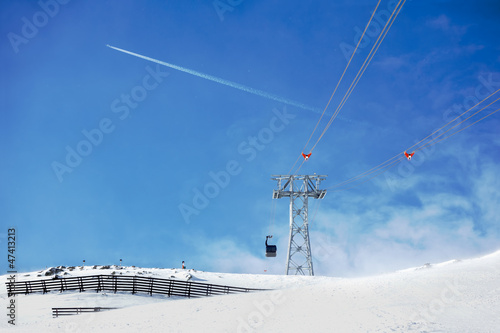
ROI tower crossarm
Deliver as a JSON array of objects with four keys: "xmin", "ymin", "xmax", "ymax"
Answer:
[{"xmin": 271, "ymin": 175, "xmax": 327, "ymax": 199}]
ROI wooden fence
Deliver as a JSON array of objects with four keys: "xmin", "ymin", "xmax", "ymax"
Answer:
[
  {"xmin": 52, "ymin": 307, "xmax": 117, "ymax": 318},
  {"xmin": 5, "ymin": 274, "xmax": 264, "ymax": 298}
]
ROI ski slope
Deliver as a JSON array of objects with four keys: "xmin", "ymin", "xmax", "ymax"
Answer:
[{"xmin": 1, "ymin": 250, "xmax": 499, "ymax": 332}]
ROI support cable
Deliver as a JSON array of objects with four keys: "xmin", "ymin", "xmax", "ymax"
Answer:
[
  {"xmin": 327, "ymin": 90, "xmax": 500, "ymax": 191},
  {"xmin": 288, "ymin": 0, "xmax": 383, "ymax": 175},
  {"xmin": 309, "ymin": 0, "xmax": 406, "ymax": 155}
]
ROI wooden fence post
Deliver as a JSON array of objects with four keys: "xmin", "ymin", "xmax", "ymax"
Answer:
[
  {"xmin": 24, "ymin": 281, "xmax": 31, "ymax": 295},
  {"xmin": 78, "ymin": 277, "xmax": 84, "ymax": 293},
  {"xmin": 149, "ymin": 278, "xmax": 154, "ymax": 296}
]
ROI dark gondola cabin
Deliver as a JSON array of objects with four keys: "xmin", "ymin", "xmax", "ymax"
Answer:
[{"xmin": 265, "ymin": 235, "xmax": 277, "ymax": 257}]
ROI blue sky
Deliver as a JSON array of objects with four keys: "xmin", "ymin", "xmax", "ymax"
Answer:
[{"xmin": 1, "ymin": 0, "xmax": 499, "ymax": 277}]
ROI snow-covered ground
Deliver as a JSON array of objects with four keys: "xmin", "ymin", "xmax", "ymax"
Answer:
[{"xmin": 1, "ymin": 251, "xmax": 499, "ymax": 332}]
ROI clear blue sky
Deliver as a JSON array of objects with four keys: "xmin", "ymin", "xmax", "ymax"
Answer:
[{"xmin": 1, "ymin": 0, "xmax": 499, "ymax": 277}]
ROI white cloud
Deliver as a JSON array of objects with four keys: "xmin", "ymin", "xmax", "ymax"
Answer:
[
  {"xmin": 192, "ymin": 237, "xmax": 267, "ymax": 273},
  {"xmin": 374, "ymin": 55, "xmax": 407, "ymax": 70},
  {"xmin": 472, "ymin": 162, "xmax": 500, "ymax": 230},
  {"xmin": 427, "ymin": 14, "xmax": 452, "ymax": 30},
  {"xmin": 306, "ymin": 150, "xmax": 499, "ymax": 277},
  {"xmin": 426, "ymin": 14, "xmax": 467, "ymax": 38}
]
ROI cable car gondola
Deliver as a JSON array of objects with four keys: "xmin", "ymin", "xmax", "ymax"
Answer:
[{"xmin": 265, "ymin": 235, "xmax": 277, "ymax": 257}]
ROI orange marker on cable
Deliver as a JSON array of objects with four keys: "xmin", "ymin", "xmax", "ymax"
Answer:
[{"xmin": 404, "ymin": 151, "xmax": 415, "ymax": 160}]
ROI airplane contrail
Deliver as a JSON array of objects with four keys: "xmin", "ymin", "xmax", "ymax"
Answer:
[{"xmin": 106, "ymin": 44, "xmax": 323, "ymax": 114}]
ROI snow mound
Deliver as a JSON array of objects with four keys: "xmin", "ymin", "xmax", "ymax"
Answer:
[{"xmin": 1, "ymin": 250, "xmax": 499, "ymax": 332}]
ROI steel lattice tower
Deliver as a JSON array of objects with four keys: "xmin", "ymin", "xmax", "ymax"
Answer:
[{"xmin": 271, "ymin": 175, "xmax": 327, "ymax": 276}]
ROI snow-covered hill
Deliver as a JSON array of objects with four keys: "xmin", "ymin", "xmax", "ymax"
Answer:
[{"xmin": 2, "ymin": 251, "xmax": 499, "ymax": 332}]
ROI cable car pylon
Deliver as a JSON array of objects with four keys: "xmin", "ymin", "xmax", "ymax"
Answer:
[{"xmin": 271, "ymin": 174, "xmax": 327, "ymax": 276}]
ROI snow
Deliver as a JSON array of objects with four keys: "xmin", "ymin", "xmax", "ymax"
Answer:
[{"xmin": 1, "ymin": 251, "xmax": 499, "ymax": 332}]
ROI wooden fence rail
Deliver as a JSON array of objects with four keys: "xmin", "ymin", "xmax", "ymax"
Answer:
[
  {"xmin": 52, "ymin": 307, "xmax": 117, "ymax": 318},
  {"xmin": 5, "ymin": 274, "xmax": 264, "ymax": 298}
]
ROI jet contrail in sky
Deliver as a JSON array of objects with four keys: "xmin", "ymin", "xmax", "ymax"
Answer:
[{"xmin": 106, "ymin": 44, "xmax": 323, "ymax": 114}]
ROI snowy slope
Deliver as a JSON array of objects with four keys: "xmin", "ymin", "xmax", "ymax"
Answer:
[{"xmin": 1, "ymin": 251, "xmax": 499, "ymax": 332}]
